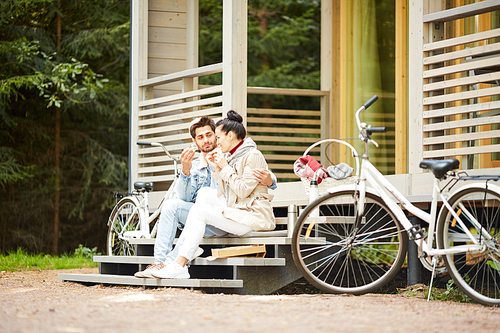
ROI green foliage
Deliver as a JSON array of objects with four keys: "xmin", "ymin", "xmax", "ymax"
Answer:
[
  {"xmin": 1, "ymin": 38, "xmax": 110, "ymax": 108},
  {"xmin": 0, "ymin": 147, "xmax": 34, "ymax": 187},
  {"xmin": 487, "ymin": 260, "xmax": 500, "ymax": 271},
  {"xmin": 0, "ymin": 0, "xmax": 130, "ymax": 254},
  {"xmin": 199, "ymin": 0, "xmax": 320, "ymax": 109},
  {"xmin": 426, "ymin": 279, "xmax": 472, "ymax": 303},
  {"xmin": 398, "ymin": 281, "xmax": 472, "ymax": 304},
  {"xmin": 0, "ymin": 247, "xmax": 98, "ymax": 272},
  {"xmin": 74, "ymin": 244, "xmax": 101, "ymax": 259},
  {"xmin": 350, "ymin": 241, "xmax": 400, "ymax": 265}
]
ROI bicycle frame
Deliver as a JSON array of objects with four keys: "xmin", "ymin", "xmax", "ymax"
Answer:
[
  {"xmin": 118, "ymin": 194, "xmax": 150, "ymax": 239},
  {"xmin": 113, "ymin": 141, "xmax": 181, "ymax": 240},
  {"xmin": 342, "ymin": 96, "xmax": 488, "ymax": 259},
  {"xmin": 120, "ymin": 172, "xmax": 181, "ymax": 239},
  {"xmin": 293, "ymin": 95, "xmax": 500, "ymax": 304},
  {"xmin": 353, "ymin": 158, "xmax": 486, "ymax": 257}
]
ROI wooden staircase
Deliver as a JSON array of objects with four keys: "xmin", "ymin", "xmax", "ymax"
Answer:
[
  {"xmin": 58, "ymin": 182, "xmax": 310, "ymax": 294},
  {"xmin": 58, "ymin": 235, "xmax": 303, "ymax": 294}
]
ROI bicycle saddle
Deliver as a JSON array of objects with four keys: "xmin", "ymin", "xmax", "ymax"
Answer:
[
  {"xmin": 419, "ymin": 159, "xmax": 460, "ymax": 179},
  {"xmin": 134, "ymin": 181, "xmax": 154, "ymax": 192}
]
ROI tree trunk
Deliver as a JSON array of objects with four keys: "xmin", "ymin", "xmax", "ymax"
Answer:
[
  {"xmin": 53, "ymin": 106, "xmax": 61, "ymax": 254},
  {"xmin": 52, "ymin": 12, "xmax": 62, "ymax": 254}
]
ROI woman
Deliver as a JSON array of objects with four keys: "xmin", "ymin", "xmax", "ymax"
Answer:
[{"xmin": 152, "ymin": 110, "xmax": 276, "ymax": 279}]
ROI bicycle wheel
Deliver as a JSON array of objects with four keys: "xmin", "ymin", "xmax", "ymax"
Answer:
[
  {"xmin": 437, "ymin": 187, "xmax": 500, "ymax": 306},
  {"xmin": 107, "ymin": 198, "xmax": 141, "ymax": 256},
  {"xmin": 292, "ymin": 190, "xmax": 408, "ymax": 294}
]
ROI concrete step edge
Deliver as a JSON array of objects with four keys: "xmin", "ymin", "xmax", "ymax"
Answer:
[{"xmin": 57, "ymin": 273, "xmax": 243, "ymax": 288}]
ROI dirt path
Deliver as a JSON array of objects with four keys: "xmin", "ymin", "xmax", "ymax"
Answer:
[{"xmin": 1, "ymin": 268, "xmax": 500, "ymax": 333}]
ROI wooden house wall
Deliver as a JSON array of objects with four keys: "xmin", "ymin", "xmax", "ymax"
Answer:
[{"xmin": 148, "ymin": 0, "xmax": 187, "ymax": 96}]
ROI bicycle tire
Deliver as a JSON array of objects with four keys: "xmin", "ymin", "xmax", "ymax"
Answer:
[
  {"xmin": 437, "ymin": 187, "xmax": 500, "ymax": 306},
  {"xmin": 106, "ymin": 198, "xmax": 142, "ymax": 256},
  {"xmin": 291, "ymin": 190, "xmax": 408, "ymax": 294}
]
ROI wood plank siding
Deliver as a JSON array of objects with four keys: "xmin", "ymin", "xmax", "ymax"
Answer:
[
  {"xmin": 148, "ymin": 0, "xmax": 187, "ymax": 97},
  {"xmin": 409, "ymin": 0, "xmax": 500, "ymax": 172}
]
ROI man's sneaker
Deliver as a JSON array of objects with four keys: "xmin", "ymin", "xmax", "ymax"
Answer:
[
  {"xmin": 134, "ymin": 263, "xmax": 165, "ymax": 278},
  {"xmin": 151, "ymin": 261, "xmax": 190, "ymax": 279}
]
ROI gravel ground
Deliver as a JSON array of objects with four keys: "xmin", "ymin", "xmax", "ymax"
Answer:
[{"xmin": 1, "ymin": 268, "xmax": 500, "ymax": 333}]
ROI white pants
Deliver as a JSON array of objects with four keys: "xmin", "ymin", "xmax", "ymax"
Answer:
[{"xmin": 176, "ymin": 188, "xmax": 254, "ymax": 260}]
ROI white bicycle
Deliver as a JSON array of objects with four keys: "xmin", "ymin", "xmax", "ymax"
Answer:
[
  {"xmin": 106, "ymin": 142, "xmax": 181, "ymax": 256},
  {"xmin": 292, "ymin": 96, "xmax": 500, "ymax": 306}
]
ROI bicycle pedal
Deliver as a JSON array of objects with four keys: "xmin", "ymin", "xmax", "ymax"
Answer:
[{"xmin": 408, "ymin": 224, "xmax": 424, "ymax": 241}]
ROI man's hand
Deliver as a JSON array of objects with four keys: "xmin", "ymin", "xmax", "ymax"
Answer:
[
  {"xmin": 180, "ymin": 147, "xmax": 197, "ymax": 176},
  {"xmin": 253, "ymin": 168, "xmax": 273, "ymax": 187}
]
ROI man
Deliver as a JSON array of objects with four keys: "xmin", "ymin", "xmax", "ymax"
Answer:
[{"xmin": 135, "ymin": 116, "xmax": 276, "ymax": 278}]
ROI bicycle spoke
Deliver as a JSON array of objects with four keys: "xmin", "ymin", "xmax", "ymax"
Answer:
[
  {"xmin": 438, "ymin": 187, "xmax": 500, "ymax": 305},
  {"xmin": 107, "ymin": 200, "xmax": 140, "ymax": 256},
  {"xmin": 293, "ymin": 191, "xmax": 407, "ymax": 294}
]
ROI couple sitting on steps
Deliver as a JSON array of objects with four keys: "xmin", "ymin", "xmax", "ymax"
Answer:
[{"xmin": 135, "ymin": 111, "xmax": 277, "ymax": 279}]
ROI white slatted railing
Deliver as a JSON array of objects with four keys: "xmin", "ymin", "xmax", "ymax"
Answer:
[
  {"xmin": 136, "ymin": 64, "xmax": 223, "ymax": 186},
  {"xmin": 422, "ymin": 2, "xmax": 500, "ymax": 162}
]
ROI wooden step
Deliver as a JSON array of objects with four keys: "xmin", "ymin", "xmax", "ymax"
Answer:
[
  {"xmin": 95, "ymin": 255, "xmax": 286, "ymax": 267},
  {"xmin": 57, "ymin": 273, "xmax": 242, "ymax": 288},
  {"xmin": 129, "ymin": 236, "xmax": 293, "ymax": 246},
  {"xmin": 60, "ymin": 245, "xmax": 303, "ymax": 294}
]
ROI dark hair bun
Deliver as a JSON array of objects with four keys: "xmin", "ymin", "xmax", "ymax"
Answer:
[{"xmin": 227, "ymin": 110, "xmax": 243, "ymax": 123}]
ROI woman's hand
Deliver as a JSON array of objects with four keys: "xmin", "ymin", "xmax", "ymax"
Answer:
[
  {"xmin": 252, "ymin": 168, "xmax": 273, "ymax": 187},
  {"xmin": 206, "ymin": 148, "xmax": 228, "ymax": 171},
  {"xmin": 205, "ymin": 149, "xmax": 218, "ymax": 170}
]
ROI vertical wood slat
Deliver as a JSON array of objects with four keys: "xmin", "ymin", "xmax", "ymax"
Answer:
[
  {"xmin": 321, "ymin": 0, "xmax": 333, "ymax": 167},
  {"xmin": 129, "ymin": 0, "xmax": 149, "ymax": 191},
  {"xmin": 408, "ymin": 0, "xmax": 425, "ymax": 174},
  {"xmin": 222, "ymin": 0, "xmax": 247, "ymax": 120},
  {"xmin": 395, "ymin": 0, "xmax": 407, "ymax": 174}
]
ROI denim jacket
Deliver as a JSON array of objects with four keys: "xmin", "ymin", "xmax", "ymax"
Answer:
[
  {"xmin": 176, "ymin": 153, "xmax": 278, "ymax": 203},
  {"xmin": 176, "ymin": 154, "xmax": 216, "ymax": 203}
]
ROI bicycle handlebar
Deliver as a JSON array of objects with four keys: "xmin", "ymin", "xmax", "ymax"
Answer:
[
  {"xmin": 136, "ymin": 141, "xmax": 180, "ymax": 162},
  {"xmin": 355, "ymin": 95, "xmax": 379, "ymax": 132},
  {"xmin": 366, "ymin": 127, "xmax": 387, "ymax": 135},
  {"xmin": 137, "ymin": 141, "xmax": 162, "ymax": 147},
  {"xmin": 363, "ymin": 95, "xmax": 378, "ymax": 109}
]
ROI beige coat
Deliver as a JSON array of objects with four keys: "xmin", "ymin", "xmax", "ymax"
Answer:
[{"xmin": 213, "ymin": 148, "xmax": 276, "ymax": 231}]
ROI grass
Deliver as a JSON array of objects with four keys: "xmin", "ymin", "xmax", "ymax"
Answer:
[
  {"xmin": 0, "ymin": 247, "xmax": 99, "ymax": 272},
  {"xmin": 398, "ymin": 280, "xmax": 472, "ymax": 303}
]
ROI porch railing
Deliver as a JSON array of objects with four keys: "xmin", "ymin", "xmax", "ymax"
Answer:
[
  {"xmin": 134, "ymin": 63, "xmax": 223, "ymax": 189},
  {"xmin": 133, "ymin": 64, "xmax": 329, "ymax": 188}
]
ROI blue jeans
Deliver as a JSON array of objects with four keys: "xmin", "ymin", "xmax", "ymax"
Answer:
[
  {"xmin": 154, "ymin": 199, "xmax": 193, "ymax": 263},
  {"xmin": 154, "ymin": 198, "xmax": 222, "ymax": 263}
]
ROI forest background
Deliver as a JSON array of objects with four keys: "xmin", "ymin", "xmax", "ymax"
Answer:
[{"xmin": 0, "ymin": 0, "xmax": 320, "ymax": 255}]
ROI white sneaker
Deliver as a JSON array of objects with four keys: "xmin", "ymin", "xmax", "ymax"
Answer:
[
  {"xmin": 134, "ymin": 263, "xmax": 165, "ymax": 278},
  {"xmin": 151, "ymin": 261, "xmax": 190, "ymax": 279},
  {"xmin": 191, "ymin": 247, "xmax": 204, "ymax": 261}
]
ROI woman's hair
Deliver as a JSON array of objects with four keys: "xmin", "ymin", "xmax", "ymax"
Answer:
[{"xmin": 216, "ymin": 110, "xmax": 246, "ymax": 140}]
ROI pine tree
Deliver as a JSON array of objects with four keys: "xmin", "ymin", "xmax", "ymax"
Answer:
[
  {"xmin": 199, "ymin": 0, "xmax": 321, "ymax": 109},
  {"xmin": 0, "ymin": 0, "xmax": 130, "ymax": 254}
]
